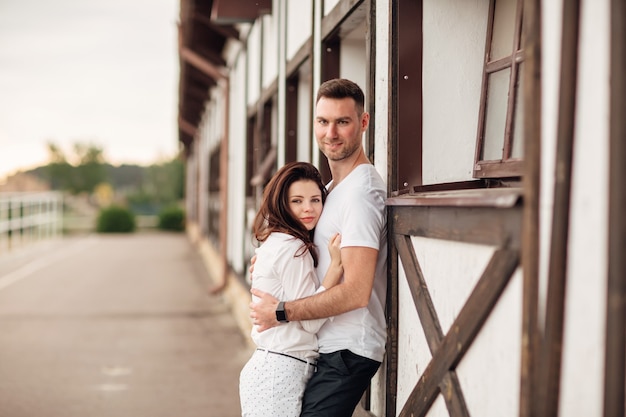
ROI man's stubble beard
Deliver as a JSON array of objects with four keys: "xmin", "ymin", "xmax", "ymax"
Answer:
[{"xmin": 323, "ymin": 139, "xmax": 361, "ymax": 162}]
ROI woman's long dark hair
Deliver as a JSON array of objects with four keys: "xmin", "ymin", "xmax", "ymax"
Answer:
[{"xmin": 253, "ymin": 161, "xmax": 327, "ymax": 266}]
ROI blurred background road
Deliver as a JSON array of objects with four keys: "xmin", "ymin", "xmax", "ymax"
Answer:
[{"xmin": 0, "ymin": 233, "xmax": 253, "ymax": 417}]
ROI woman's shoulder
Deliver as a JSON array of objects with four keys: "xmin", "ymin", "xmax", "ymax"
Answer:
[
  {"xmin": 257, "ymin": 232, "xmax": 312, "ymax": 270},
  {"xmin": 260, "ymin": 232, "xmax": 304, "ymax": 252},
  {"xmin": 265, "ymin": 231, "xmax": 299, "ymax": 243}
]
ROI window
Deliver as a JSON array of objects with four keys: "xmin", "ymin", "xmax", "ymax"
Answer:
[
  {"xmin": 250, "ymin": 100, "xmax": 276, "ymax": 188},
  {"xmin": 474, "ymin": 0, "xmax": 524, "ymax": 179}
]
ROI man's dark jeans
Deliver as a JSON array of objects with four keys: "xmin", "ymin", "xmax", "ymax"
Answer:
[{"xmin": 300, "ymin": 350, "xmax": 381, "ymax": 417}]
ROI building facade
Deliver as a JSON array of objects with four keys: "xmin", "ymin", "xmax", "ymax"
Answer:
[{"xmin": 177, "ymin": 0, "xmax": 625, "ymax": 416}]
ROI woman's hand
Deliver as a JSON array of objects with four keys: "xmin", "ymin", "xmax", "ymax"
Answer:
[
  {"xmin": 321, "ymin": 233, "xmax": 343, "ymax": 288},
  {"xmin": 328, "ymin": 233, "xmax": 342, "ymax": 266}
]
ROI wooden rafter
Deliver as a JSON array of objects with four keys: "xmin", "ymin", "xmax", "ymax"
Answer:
[{"xmin": 180, "ymin": 47, "xmax": 227, "ymax": 81}]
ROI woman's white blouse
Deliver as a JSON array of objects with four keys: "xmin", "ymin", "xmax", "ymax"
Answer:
[{"xmin": 250, "ymin": 232, "xmax": 327, "ymax": 360}]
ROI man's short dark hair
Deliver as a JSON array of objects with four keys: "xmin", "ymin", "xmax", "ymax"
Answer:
[{"xmin": 316, "ymin": 78, "xmax": 365, "ymax": 115}]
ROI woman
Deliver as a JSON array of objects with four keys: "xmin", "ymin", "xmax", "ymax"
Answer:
[{"xmin": 239, "ymin": 161, "xmax": 343, "ymax": 417}]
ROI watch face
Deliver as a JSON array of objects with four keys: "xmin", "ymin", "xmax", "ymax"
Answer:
[{"xmin": 276, "ymin": 302, "xmax": 288, "ymax": 322}]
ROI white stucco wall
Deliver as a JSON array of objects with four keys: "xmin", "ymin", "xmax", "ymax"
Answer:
[
  {"xmin": 373, "ymin": 0, "xmax": 390, "ymax": 183},
  {"xmin": 457, "ymin": 269, "xmax": 522, "ymax": 416},
  {"xmin": 323, "ymin": 0, "xmax": 340, "ymax": 16},
  {"xmin": 396, "ymin": 258, "xmax": 427, "ymax": 414},
  {"xmin": 340, "ymin": 26, "xmax": 368, "ymax": 167},
  {"xmin": 185, "ymin": 140, "xmax": 198, "ymax": 222},
  {"xmin": 208, "ymin": 88, "xmax": 224, "ymax": 152},
  {"xmin": 296, "ymin": 69, "xmax": 312, "ymax": 162},
  {"xmin": 228, "ymin": 57, "xmax": 249, "ymax": 274},
  {"xmin": 247, "ymin": 22, "xmax": 262, "ymax": 107},
  {"xmin": 370, "ymin": 8, "xmax": 392, "ymax": 415},
  {"xmin": 339, "ymin": 27, "xmax": 367, "ymax": 91},
  {"xmin": 538, "ymin": 0, "xmax": 563, "ymax": 326},
  {"xmin": 286, "ymin": 0, "xmax": 312, "ymax": 61},
  {"xmin": 558, "ymin": 0, "xmax": 610, "ymax": 415},
  {"xmin": 421, "ymin": 0, "xmax": 489, "ymax": 184},
  {"xmin": 262, "ymin": 13, "xmax": 278, "ymax": 90},
  {"xmin": 197, "ymin": 109, "xmax": 209, "ymax": 235}
]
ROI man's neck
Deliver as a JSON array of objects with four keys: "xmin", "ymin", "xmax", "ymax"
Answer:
[{"xmin": 329, "ymin": 149, "xmax": 370, "ymax": 188}]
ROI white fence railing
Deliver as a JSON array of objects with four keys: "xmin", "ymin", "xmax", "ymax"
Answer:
[{"xmin": 0, "ymin": 192, "xmax": 63, "ymax": 254}]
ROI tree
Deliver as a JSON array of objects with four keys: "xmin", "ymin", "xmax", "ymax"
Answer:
[
  {"xmin": 43, "ymin": 141, "xmax": 108, "ymax": 194},
  {"xmin": 126, "ymin": 157, "xmax": 184, "ymax": 214},
  {"xmin": 72, "ymin": 143, "xmax": 107, "ymax": 194},
  {"xmin": 44, "ymin": 142, "xmax": 73, "ymax": 190}
]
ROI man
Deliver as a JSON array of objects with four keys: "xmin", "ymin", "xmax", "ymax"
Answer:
[{"xmin": 250, "ymin": 78, "xmax": 387, "ymax": 417}]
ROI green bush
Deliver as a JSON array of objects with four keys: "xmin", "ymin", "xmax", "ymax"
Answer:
[
  {"xmin": 96, "ymin": 206, "xmax": 136, "ymax": 233},
  {"xmin": 157, "ymin": 206, "xmax": 185, "ymax": 231}
]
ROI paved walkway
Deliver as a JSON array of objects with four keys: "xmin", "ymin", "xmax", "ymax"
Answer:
[{"xmin": 0, "ymin": 232, "xmax": 253, "ymax": 417}]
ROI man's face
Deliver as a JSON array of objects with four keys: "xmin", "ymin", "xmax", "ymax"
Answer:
[{"xmin": 314, "ymin": 97, "xmax": 369, "ymax": 162}]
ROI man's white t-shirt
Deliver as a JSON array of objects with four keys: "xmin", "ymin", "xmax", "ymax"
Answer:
[{"xmin": 314, "ymin": 164, "xmax": 387, "ymax": 362}]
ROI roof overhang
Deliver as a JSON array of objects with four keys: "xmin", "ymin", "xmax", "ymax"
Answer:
[
  {"xmin": 211, "ymin": 0, "xmax": 272, "ymax": 24},
  {"xmin": 177, "ymin": 0, "xmax": 272, "ymax": 154}
]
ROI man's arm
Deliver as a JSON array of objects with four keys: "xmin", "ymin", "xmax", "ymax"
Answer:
[{"xmin": 250, "ymin": 246, "xmax": 378, "ymax": 331}]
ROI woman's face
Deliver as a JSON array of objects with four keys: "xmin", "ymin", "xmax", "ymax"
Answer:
[{"xmin": 287, "ymin": 179, "xmax": 323, "ymax": 231}]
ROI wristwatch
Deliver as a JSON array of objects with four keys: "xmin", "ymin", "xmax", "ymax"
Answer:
[{"xmin": 276, "ymin": 301, "xmax": 289, "ymax": 323}]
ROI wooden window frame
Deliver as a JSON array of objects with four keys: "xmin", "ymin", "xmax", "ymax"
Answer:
[
  {"xmin": 250, "ymin": 99, "xmax": 276, "ymax": 188},
  {"xmin": 474, "ymin": 0, "xmax": 525, "ymax": 179}
]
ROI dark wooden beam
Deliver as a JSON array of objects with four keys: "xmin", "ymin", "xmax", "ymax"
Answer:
[
  {"xmin": 386, "ymin": 220, "xmax": 400, "ymax": 417},
  {"xmin": 180, "ymin": 46, "xmax": 227, "ymax": 81},
  {"xmin": 184, "ymin": 84, "xmax": 210, "ymax": 102},
  {"xmin": 178, "ymin": 117, "xmax": 197, "ymax": 138},
  {"xmin": 538, "ymin": 0, "xmax": 580, "ymax": 415},
  {"xmin": 604, "ymin": 0, "xmax": 626, "ymax": 415},
  {"xmin": 520, "ymin": 0, "xmax": 542, "ymax": 415},
  {"xmin": 385, "ymin": 1, "xmax": 401, "ymax": 412},
  {"xmin": 320, "ymin": 0, "xmax": 365, "ymax": 41},
  {"xmin": 387, "ymin": 187, "xmax": 521, "ymax": 208},
  {"xmin": 391, "ymin": 204, "xmax": 522, "ymax": 249},
  {"xmin": 194, "ymin": 45, "xmax": 228, "ymax": 68},
  {"xmin": 210, "ymin": 0, "xmax": 272, "ymax": 24},
  {"xmin": 192, "ymin": 12, "xmax": 240, "ymax": 40}
]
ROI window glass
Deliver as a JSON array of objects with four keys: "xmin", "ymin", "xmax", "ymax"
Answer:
[
  {"xmin": 483, "ymin": 68, "xmax": 510, "ymax": 161},
  {"xmin": 490, "ymin": 0, "xmax": 517, "ymax": 61},
  {"xmin": 511, "ymin": 65, "xmax": 524, "ymax": 158}
]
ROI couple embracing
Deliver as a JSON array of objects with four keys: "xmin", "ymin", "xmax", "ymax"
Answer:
[{"xmin": 240, "ymin": 78, "xmax": 387, "ymax": 417}]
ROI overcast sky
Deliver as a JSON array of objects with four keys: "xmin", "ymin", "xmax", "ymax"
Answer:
[{"xmin": 0, "ymin": 0, "xmax": 180, "ymax": 179}]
